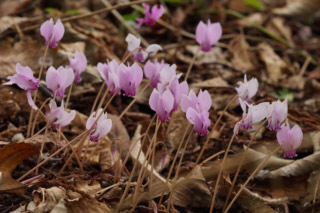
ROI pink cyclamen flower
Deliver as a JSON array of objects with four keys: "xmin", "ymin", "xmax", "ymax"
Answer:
[
  {"xmin": 144, "ymin": 59, "xmax": 168, "ymax": 88},
  {"xmin": 47, "ymin": 100, "xmax": 76, "ymax": 128},
  {"xmin": 235, "ymin": 74, "xmax": 258, "ymax": 103},
  {"xmin": 118, "ymin": 62, "xmax": 143, "ymax": 96},
  {"xmin": 97, "ymin": 59, "xmax": 121, "ymax": 94},
  {"xmin": 196, "ymin": 20, "xmax": 222, "ymax": 52},
  {"xmin": 267, "ymin": 98, "xmax": 288, "ymax": 131},
  {"xmin": 181, "ymin": 90, "xmax": 212, "ymax": 136},
  {"xmin": 40, "ymin": 18, "xmax": 65, "ymax": 48},
  {"xmin": 149, "ymin": 88, "xmax": 174, "ymax": 122},
  {"xmin": 158, "ymin": 64, "xmax": 188, "ymax": 111},
  {"xmin": 86, "ymin": 108, "xmax": 112, "ymax": 142},
  {"xmin": 68, "ymin": 51, "xmax": 87, "ymax": 83},
  {"xmin": 4, "ymin": 63, "xmax": 39, "ymax": 109},
  {"xmin": 136, "ymin": 3, "xmax": 164, "ymax": 28},
  {"xmin": 277, "ymin": 123, "xmax": 303, "ymax": 158},
  {"xmin": 237, "ymin": 98, "xmax": 268, "ymax": 130},
  {"xmin": 125, "ymin": 33, "xmax": 162, "ymax": 62},
  {"xmin": 46, "ymin": 66, "xmax": 75, "ymax": 98}
]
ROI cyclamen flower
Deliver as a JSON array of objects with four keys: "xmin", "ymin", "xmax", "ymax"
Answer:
[
  {"xmin": 4, "ymin": 63, "xmax": 39, "ymax": 110},
  {"xmin": 68, "ymin": 51, "xmax": 87, "ymax": 83},
  {"xmin": 97, "ymin": 59, "xmax": 121, "ymax": 94},
  {"xmin": 181, "ymin": 90, "xmax": 212, "ymax": 136},
  {"xmin": 144, "ymin": 59, "xmax": 168, "ymax": 88},
  {"xmin": 196, "ymin": 19, "xmax": 222, "ymax": 52},
  {"xmin": 86, "ymin": 108, "xmax": 112, "ymax": 142},
  {"xmin": 267, "ymin": 98, "xmax": 288, "ymax": 131},
  {"xmin": 277, "ymin": 123, "xmax": 303, "ymax": 158},
  {"xmin": 136, "ymin": 3, "xmax": 164, "ymax": 28},
  {"xmin": 237, "ymin": 99, "xmax": 268, "ymax": 130},
  {"xmin": 118, "ymin": 62, "xmax": 143, "ymax": 96},
  {"xmin": 125, "ymin": 34, "xmax": 162, "ymax": 62},
  {"xmin": 47, "ymin": 100, "xmax": 76, "ymax": 128},
  {"xmin": 40, "ymin": 18, "xmax": 65, "ymax": 48},
  {"xmin": 46, "ymin": 66, "xmax": 75, "ymax": 98},
  {"xmin": 149, "ymin": 89, "xmax": 174, "ymax": 122},
  {"xmin": 235, "ymin": 74, "xmax": 259, "ymax": 102},
  {"xmin": 158, "ymin": 64, "xmax": 188, "ymax": 111}
]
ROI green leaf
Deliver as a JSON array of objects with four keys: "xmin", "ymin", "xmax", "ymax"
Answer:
[
  {"xmin": 44, "ymin": 7, "xmax": 60, "ymax": 14},
  {"xmin": 123, "ymin": 13, "xmax": 140, "ymax": 22},
  {"xmin": 164, "ymin": 0, "xmax": 182, "ymax": 3},
  {"xmin": 244, "ymin": 0, "xmax": 263, "ymax": 10},
  {"xmin": 269, "ymin": 88, "xmax": 294, "ymax": 102},
  {"xmin": 66, "ymin": 9, "xmax": 82, "ymax": 15}
]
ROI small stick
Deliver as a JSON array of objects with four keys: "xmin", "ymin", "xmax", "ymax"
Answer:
[
  {"xmin": 31, "ymin": 98, "xmax": 51, "ymax": 136},
  {"xmin": 90, "ymin": 83, "xmax": 106, "ymax": 115}
]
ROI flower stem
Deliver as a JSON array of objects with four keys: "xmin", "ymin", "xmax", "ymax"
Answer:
[
  {"xmin": 195, "ymin": 95, "xmax": 238, "ymax": 166},
  {"xmin": 31, "ymin": 98, "xmax": 51, "ymax": 136},
  {"xmin": 223, "ymin": 116, "xmax": 271, "ymax": 211},
  {"xmin": 157, "ymin": 123, "xmax": 192, "ymax": 208},
  {"xmin": 27, "ymin": 44, "xmax": 49, "ymax": 137},
  {"xmin": 184, "ymin": 47, "xmax": 200, "ymax": 82},
  {"xmin": 209, "ymin": 115, "xmax": 245, "ymax": 212},
  {"xmin": 64, "ymin": 82, "xmax": 74, "ymax": 109},
  {"xmin": 90, "ymin": 83, "xmax": 106, "ymax": 115},
  {"xmin": 223, "ymin": 146, "xmax": 281, "ymax": 213}
]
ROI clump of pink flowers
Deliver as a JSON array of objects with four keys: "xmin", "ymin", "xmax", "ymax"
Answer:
[
  {"xmin": 86, "ymin": 108, "xmax": 112, "ymax": 142},
  {"xmin": 181, "ymin": 90, "xmax": 212, "ymax": 136},
  {"xmin": 136, "ymin": 3, "xmax": 164, "ymax": 28}
]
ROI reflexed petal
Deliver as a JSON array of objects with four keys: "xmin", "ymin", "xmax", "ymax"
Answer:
[
  {"xmin": 196, "ymin": 21, "xmax": 206, "ymax": 46},
  {"xmin": 198, "ymin": 90, "xmax": 212, "ymax": 112},
  {"xmin": 40, "ymin": 18, "xmax": 54, "ymax": 45},
  {"xmin": 146, "ymin": 44, "xmax": 162, "ymax": 55},
  {"xmin": 151, "ymin": 4, "xmax": 164, "ymax": 20},
  {"xmin": 126, "ymin": 33, "xmax": 141, "ymax": 51},
  {"xmin": 46, "ymin": 66, "xmax": 60, "ymax": 94},
  {"xmin": 149, "ymin": 89, "xmax": 160, "ymax": 111},
  {"xmin": 26, "ymin": 90, "xmax": 37, "ymax": 110}
]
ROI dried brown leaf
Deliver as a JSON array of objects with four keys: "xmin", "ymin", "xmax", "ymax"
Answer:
[
  {"xmin": 229, "ymin": 34, "xmax": 259, "ymax": 71},
  {"xmin": 190, "ymin": 77, "xmax": 230, "ymax": 89},
  {"xmin": 257, "ymin": 42, "xmax": 287, "ymax": 84},
  {"xmin": 0, "ymin": 142, "xmax": 39, "ymax": 177},
  {"xmin": 201, "ymin": 147, "xmax": 292, "ymax": 180},
  {"xmin": 0, "ymin": 172, "xmax": 24, "ymax": 193},
  {"xmin": 0, "ymin": 16, "xmax": 28, "ymax": 34},
  {"xmin": 266, "ymin": 17, "xmax": 294, "ymax": 47},
  {"xmin": 256, "ymin": 152, "xmax": 320, "ymax": 179},
  {"xmin": 273, "ymin": 0, "xmax": 320, "ymax": 16},
  {"xmin": 171, "ymin": 178, "xmax": 212, "ymax": 208}
]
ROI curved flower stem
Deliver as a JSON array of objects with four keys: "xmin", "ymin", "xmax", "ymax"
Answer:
[
  {"xmin": 17, "ymin": 129, "xmax": 89, "ymax": 182},
  {"xmin": 157, "ymin": 123, "xmax": 192, "ymax": 209},
  {"xmin": 36, "ymin": 91, "xmax": 57, "ymax": 175},
  {"xmin": 64, "ymin": 82, "xmax": 74, "ymax": 109},
  {"xmin": 27, "ymin": 44, "xmax": 49, "ymax": 137},
  {"xmin": 131, "ymin": 120, "xmax": 161, "ymax": 208},
  {"xmin": 36, "ymin": 110, "xmax": 83, "ymax": 175},
  {"xmin": 31, "ymin": 98, "xmax": 51, "ymax": 136},
  {"xmin": 209, "ymin": 115, "xmax": 245, "ymax": 212},
  {"xmin": 118, "ymin": 82, "xmax": 150, "ymax": 120},
  {"xmin": 195, "ymin": 95, "xmax": 238, "ymax": 166},
  {"xmin": 224, "ymin": 146, "xmax": 281, "ymax": 213},
  {"xmin": 90, "ymin": 83, "xmax": 106, "ymax": 115},
  {"xmin": 116, "ymin": 115, "xmax": 156, "ymax": 182},
  {"xmin": 116, "ymin": 118, "xmax": 157, "ymax": 212},
  {"xmin": 82, "ymin": 88, "xmax": 119, "ymax": 165},
  {"xmin": 166, "ymin": 129, "xmax": 193, "ymax": 212},
  {"xmin": 223, "ymin": 116, "xmax": 271, "ymax": 211},
  {"xmin": 199, "ymin": 150, "xmax": 225, "ymax": 166},
  {"xmin": 96, "ymin": 86, "xmax": 110, "ymax": 111},
  {"xmin": 184, "ymin": 47, "xmax": 200, "ymax": 82}
]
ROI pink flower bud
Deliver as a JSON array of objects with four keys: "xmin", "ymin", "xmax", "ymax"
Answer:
[{"xmin": 136, "ymin": 3, "xmax": 164, "ymax": 28}]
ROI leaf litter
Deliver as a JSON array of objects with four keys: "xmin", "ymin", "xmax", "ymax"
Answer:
[{"xmin": 0, "ymin": 0, "xmax": 320, "ymax": 212}]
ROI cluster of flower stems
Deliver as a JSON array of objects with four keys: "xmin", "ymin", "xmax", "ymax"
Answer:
[{"xmin": 3, "ymin": 2, "xmax": 306, "ymax": 212}]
